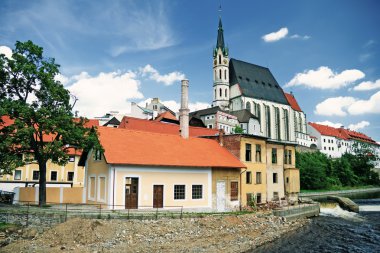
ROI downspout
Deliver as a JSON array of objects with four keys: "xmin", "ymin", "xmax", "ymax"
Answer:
[{"xmin": 113, "ymin": 166, "xmax": 115, "ymax": 209}]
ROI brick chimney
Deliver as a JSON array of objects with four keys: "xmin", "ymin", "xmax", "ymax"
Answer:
[
  {"xmin": 179, "ymin": 79, "xmax": 190, "ymax": 139},
  {"xmin": 218, "ymin": 129, "xmax": 225, "ymax": 146}
]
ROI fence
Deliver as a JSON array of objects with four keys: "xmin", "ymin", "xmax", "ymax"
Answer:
[{"xmin": 13, "ymin": 187, "xmax": 84, "ymax": 204}]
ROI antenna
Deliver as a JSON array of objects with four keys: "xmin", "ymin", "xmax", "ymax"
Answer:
[{"xmin": 218, "ymin": 1, "xmax": 222, "ymax": 16}]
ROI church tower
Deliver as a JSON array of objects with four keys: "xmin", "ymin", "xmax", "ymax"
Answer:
[{"xmin": 212, "ymin": 17, "xmax": 229, "ymax": 110}]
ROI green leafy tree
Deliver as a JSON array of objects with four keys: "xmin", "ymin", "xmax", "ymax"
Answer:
[
  {"xmin": 233, "ymin": 125, "xmax": 244, "ymax": 134},
  {"xmin": 0, "ymin": 41, "xmax": 99, "ymax": 206}
]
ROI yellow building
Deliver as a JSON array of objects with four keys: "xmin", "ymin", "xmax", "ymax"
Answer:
[
  {"xmin": 81, "ymin": 127, "xmax": 244, "ymax": 211},
  {"xmin": 0, "ymin": 150, "xmax": 85, "ymax": 192}
]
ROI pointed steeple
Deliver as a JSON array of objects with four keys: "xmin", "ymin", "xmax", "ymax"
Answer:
[{"xmin": 216, "ymin": 17, "xmax": 225, "ymax": 49}]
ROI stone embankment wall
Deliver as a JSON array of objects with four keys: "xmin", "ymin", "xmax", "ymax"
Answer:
[
  {"xmin": 299, "ymin": 188, "xmax": 380, "ymax": 201},
  {"xmin": 272, "ymin": 203, "xmax": 320, "ymax": 220}
]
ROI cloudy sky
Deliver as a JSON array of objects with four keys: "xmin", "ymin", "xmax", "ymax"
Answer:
[{"xmin": 1, "ymin": 0, "xmax": 379, "ymax": 141}]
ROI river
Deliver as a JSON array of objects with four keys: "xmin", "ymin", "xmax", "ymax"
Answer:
[{"xmin": 252, "ymin": 198, "xmax": 380, "ymax": 253}]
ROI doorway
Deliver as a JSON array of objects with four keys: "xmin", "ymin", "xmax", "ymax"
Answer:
[
  {"xmin": 125, "ymin": 177, "xmax": 138, "ymax": 209},
  {"xmin": 153, "ymin": 185, "xmax": 164, "ymax": 208}
]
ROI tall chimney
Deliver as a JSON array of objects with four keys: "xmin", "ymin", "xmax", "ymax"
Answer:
[{"xmin": 179, "ymin": 79, "xmax": 190, "ymax": 139}]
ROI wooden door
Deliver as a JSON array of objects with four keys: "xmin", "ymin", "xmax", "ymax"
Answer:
[
  {"xmin": 153, "ymin": 185, "xmax": 164, "ymax": 208},
  {"xmin": 125, "ymin": 177, "xmax": 138, "ymax": 209}
]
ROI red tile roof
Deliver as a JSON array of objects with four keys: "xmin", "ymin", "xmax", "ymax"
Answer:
[
  {"xmin": 97, "ymin": 127, "xmax": 245, "ymax": 168},
  {"xmin": 309, "ymin": 122, "xmax": 378, "ymax": 145},
  {"xmin": 308, "ymin": 122, "xmax": 349, "ymax": 140},
  {"xmin": 155, "ymin": 111, "xmax": 178, "ymax": 122},
  {"xmin": 119, "ymin": 116, "xmax": 219, "ymax": 137},
  {"xmin": 284, "ymin": 93, "xmax": 302, "ymax": 112}
]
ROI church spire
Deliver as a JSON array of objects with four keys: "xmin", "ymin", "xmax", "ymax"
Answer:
[{"xmin": 216, "ymin": 17, "xmax": 225, "ymax": 49}]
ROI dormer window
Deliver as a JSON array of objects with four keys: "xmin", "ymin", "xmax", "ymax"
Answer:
[{"xmin": 94, "ymin": 150, "xmax": 102, "ymax": 161}]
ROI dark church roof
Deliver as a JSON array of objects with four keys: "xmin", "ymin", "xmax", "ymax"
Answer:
[
  {"xmin": 229, "ymin": 109, "xmax": 258, "ymax": 123},
  {"xmin": 190, "ymin": 106, "xmax": 222, "ymax": 118},
  {"xmin": 229, "ymin": 58, "xmax": 289, "ymax": 105}
]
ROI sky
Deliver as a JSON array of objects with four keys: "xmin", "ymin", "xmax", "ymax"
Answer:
[{"xmin": 1, "ymin": 0, "xmax": 380, "ymax": 141}]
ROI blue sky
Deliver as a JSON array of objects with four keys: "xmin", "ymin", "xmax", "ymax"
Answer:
[{"xmin": 1, "ymin": 0, "xmax": 379, "ymax": 141}]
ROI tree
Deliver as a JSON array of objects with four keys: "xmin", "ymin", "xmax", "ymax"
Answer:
[
  {"xmin": 0, "ymin": 41, "xmax": 98, "ymax": 206},
  {"xmin": 233, "ymin": 125, "xmax": 244, "ymax": 134}
]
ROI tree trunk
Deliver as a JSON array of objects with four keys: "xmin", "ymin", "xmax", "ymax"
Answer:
[{"xmin": 38, "ymin": 160, "xmax": 47, "ymax": 206}]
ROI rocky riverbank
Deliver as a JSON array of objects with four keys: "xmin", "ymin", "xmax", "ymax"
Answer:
[{"xmin": 1, "ymin": 214, "xmax": 310, "ymax": 253}]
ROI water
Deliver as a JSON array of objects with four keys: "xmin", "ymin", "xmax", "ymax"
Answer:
[{"xmin": 252, "ymin": 198, "xmax": 380, "ymax": 253}]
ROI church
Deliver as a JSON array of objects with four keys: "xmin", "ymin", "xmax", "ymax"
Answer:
[{"xmin": 193, "ymin": 16, "xmax": 308, "ymax": 146}]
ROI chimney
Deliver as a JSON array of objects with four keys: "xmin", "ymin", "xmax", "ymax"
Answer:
[
  {"xmin": 179, "ymin": 79, "xmax": 190, "ymax": 139},
  {"xmin": 218, "ymin": 129, "xmax": 225, "ymax": 146}
]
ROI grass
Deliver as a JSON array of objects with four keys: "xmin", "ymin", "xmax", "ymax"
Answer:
[{"xmin": 300, "ymin": 185, "xmax": 378, "ymax": 193}]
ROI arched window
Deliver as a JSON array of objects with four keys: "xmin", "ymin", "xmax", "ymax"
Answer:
[
  {"xmin": 246, "ymin": 101, "xmax": 251, "ymax": 112},
  {"xmin": 214, "ymin": 89, "xmax": 216, "ymax": 99},
  {"xmin": 219, "ymin": 88, "xmax": 222, "ymax": 97},
  {"xmin": 225, "ymin": 88, "xmax": 227, "ymax": 98},
  {"xmin": 214, "ymin": 70, "xmax": 216, "ymax": 79},
  {"xmin": 224, "ymin": 69, "xmax": 227, "ymax": 80},
  {"xmin": 219, "ymin": 69, "xmax": 222, "ymax": 80},
  {"xmin": 219, "ymin": 55, "xmax": 221, "ymax": 64}
]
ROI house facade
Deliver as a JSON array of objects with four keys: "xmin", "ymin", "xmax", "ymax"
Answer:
[{"xmin": 82, "ymin": 127, "xmax": 244, "ymax": 211}]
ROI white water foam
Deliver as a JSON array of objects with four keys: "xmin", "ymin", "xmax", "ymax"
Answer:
[
  {"xmin": 359, "ymin": 205, "xmax": 380, "ymax": 212},
  {"xmin": 320, "ymin": 205, "xmax": 364, "ymax": 221}
]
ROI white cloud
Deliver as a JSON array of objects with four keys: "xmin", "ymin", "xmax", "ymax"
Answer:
[
  {"xmin": 315, "ymin": 97, "xmax": 356, "ymax": 116},
  {"xmin": 315, "ymin": 121, "xmax": 343, "ymax": 128},
  {"xmin": 359, "ymin": 53, "xmax": 372, "ymax": 62},
  {"xmin": 315, "ymin": 92, "xmax": 380, "ymax": 116},
  {"xmin": 68, "ymin": 71, "xmax": 144, "ymax": 117},
  {"xmin": 55, "ymin": 73, "xmax": 69, "ymax": 85},
  {"xmin": 262, "ymin": 27, "xmax": 288, "ymax": 42},
  {"xmin": 0, "ymin": 46, "xmax": 12, "ymax": 59},
  {"xmin": 290, "ymin": 34, "xmax": 311, "ymax": 40},
  {"xmin": 140, "ymin": 64, "xmax": 185, "ymax": 86},
  {"xmin": 348, "ymin": 121, "xmax": 370, "ymax": 131},
  {"xmin": 285, "ymin": 66, "xmax": 365, "ymax": 89},
  {"xmin": 353, "ymin": 79, "xmax": 380, "ymax": 91},
  {"xmin": 347, "ymin": 91, "xmax": 380, "ymax": 115}
]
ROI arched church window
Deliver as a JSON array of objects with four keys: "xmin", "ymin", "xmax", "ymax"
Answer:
[
  {"xmin": 219, "ymin": 55, "xmax": 221, "ymax": 64},
  {"xmin": 246, "ymin": 101, "xmax": 251, "ymax": 112},
  {"xmin": 219, "ymin": 69, "xmax": 222, "ymax": 80},
  {"xmin": 219, "ymin": 88, "xmax": 222, "ymax": 97},
  {"xmin": 214, "ymin": 70, "xmax": 216, "ymax": 79},
  {"xmin": 224, "ymin": 70, "xmax": 227, "ymax": 80},
  {"xmin": 214, "ymin": 89, "xmax": 216, "ymax": 99},
  {"xmin": 225, "ymin": 88, "xmax": 227, "ymax": 98}
]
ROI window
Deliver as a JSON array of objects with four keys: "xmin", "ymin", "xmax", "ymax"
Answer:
[
  {"xmin": 324, "ymin": 147, "xmax": 326, "ymax": 150},
  {"xmin": 272, "ymin": 148, "xmax": 277, "ymax": 164},
  {"xmin": 69, "ymin": 156, "xmax": 75, "ymax": 162},
  {"xmin": 246, "ymin": 171, "xmax": 252, "ymax": 184},
  {"xmin": 225, "ymin": 88, "xmax": 227, "ymax": 98},
  {"xmin": 230, "ymin": 182, "xmax": 238, "ymax": 201},
  {"xmin": 89, "ymin": 176, "xmax": 96, "ymax": 200},
  {"xmin": 273, "ymin": 173, "xmax": 278, "ymax": 183},
  {"xmin": 245, "ymin": 143, "xmax": 252, "ymax": 161},
  {"xmin": 32, "ymin": 171, "xmax": 39, "ymax": 181},
  {"xmin": 94, "ymin": 150, "xmax": 102, "ymax": 161},
  {"xmin": 246, "ymin": 101, "xmax": 251, "ymax": 112},
  {"xmin": 256, "ymin": 193, "xmax": 262, "ymax": 204},
  {"xmin": 174, "ymin": 185, "xmax": 185, "ymax": 200},
  {"xmin": 287, "ymin": 150, "xmax": 292, "ymax": 165},
  {"xmin": 324, "ymin": 139, "xmax": 326, "ymax": 142},
  {"xmin": 273, "ymin": 192, "xmax": 279, "ymax": 201},
  {"xmin": 207, "ymin": 124, "xmax": 213, "ymax": 129},
  {"xmin": 255, "ymin": 144, "xmax": 262, "ymax": 162},
  {"xmin": 286, "ymin": 177, "xmax": 289, "ymax": 184},
  {"xmin": 256, "ymin": 172, "xmax": 262, "ymax": 184},
  {"xmin": 192, "ymin": 185, "xmax": 203, "ymax": 199},
  {"xmin": 50, "ymin": 171, "xmax": 57, "ymax": 181},
  {"xmin": 265, "ymin": 105, "xmax": 271, "ymax": 138},
  {"xmin": 275, "ymin": 107, "xmax": 281, "ymax": 140},
  {"xmin": 219, "ymin": 55, "xmax": 221, "ymax": 64},
  {"xmin": 214, "ymin": 89, "xmax": 216, "ymax": 99},
  {"xmin": 283, "ymin": 109, "xmax": 289, "ymax": 141},
  {"xmin": 67, "ymin": 172, "xmax": 74, "ymax": 181},
  {"xmin": 153, "ymin": 105, "xmax": 158, "ymax": 110},
  {"xmin": 219, "ymin": 69, "xmax": 222, "ymax": 80},
  {"xmin": 219, "ymin": 88, "xmax": 222, "ymax": 97},
  {"xmin": 14, "ymin": 170, "xmax": 22, "ymax": 180},
  {"xmin": 224, "ymin": 70, "xmax": 227, "ymax": 80}
]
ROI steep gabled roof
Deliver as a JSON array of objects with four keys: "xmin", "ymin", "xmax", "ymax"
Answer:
[
  {"xmin": 341, "ymin": 128, "xmax": 378, "ymax": 145},
  {"xmin": 229, "ymin": 109, "xmax": 258, "ymax": 123},
  {"xmin": 155, "ymin": 111, "xmax": 178, "ymax": 122},
  {"xmin": 309, "ymin": 122, "xmax": 350, "ymax": 140},
  {"xmin": 284, "ymin": 92, "xmax": 302, "ymax": 112},
  {"xmin": 229, "ymin": 59, "xmax": 289, "ymax": 105},
  {"xmin": 97, "ymin": 127, "xmax": 245, "ymax": 168},
  {"xmin": 119, "ymin": 116, "xmax": 218, "ymax": 137},
  {"xmin": 103, "ymin": 117, "xmax": 120, "ymax": 126},
  {"xmin": 189, "ymin": 106, "xmax": 221, "ymax": 117}
]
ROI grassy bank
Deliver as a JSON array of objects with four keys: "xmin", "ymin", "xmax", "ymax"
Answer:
[{"xmin": 300, "ymin": 185, "xmax": 378, "ymax": 193}]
